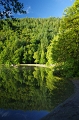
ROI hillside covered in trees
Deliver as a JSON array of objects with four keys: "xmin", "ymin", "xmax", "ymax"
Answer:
[
  {"xmin": 0, "ymin": 0, "xmax": 79, "ymax": 78},
  {"xmin": 0, "ymin": 17, "xmax": 60, "ymax": 64}
]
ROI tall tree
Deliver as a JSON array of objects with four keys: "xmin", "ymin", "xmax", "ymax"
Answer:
[{"xmin": 48, "ymin": 0, "xmax": 79, "ymax": 77}]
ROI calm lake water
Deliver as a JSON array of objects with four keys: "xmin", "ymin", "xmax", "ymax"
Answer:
[{"xmin": 0, "ymin": 66, "xmax": 73, "ymax": 120}]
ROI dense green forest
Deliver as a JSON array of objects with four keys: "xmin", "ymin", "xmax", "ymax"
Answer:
[
  {"xmin": 0, "ymin": 0, "xmax": 79, "ymax": 77},
  {"xmin": 0, "ymin": 17, "xmax": 60, "ymax": 64}
]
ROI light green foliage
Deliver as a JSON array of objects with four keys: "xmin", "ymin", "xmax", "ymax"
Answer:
[
  {"xmin": 47, "ymin": 0, "xmax": 79, "ymax": 77},
  {"xmin": 46, "ymin": 35, "xmax": 59, "ymax": 64},
  {"xmin": 0, "ymin": 17, "xmax": 60, "ymax": 64}
]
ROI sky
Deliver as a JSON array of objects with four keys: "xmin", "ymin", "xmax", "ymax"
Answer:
[{"xmin": 15, "ymin": 0, "xmax": 75, "ymax": 18}]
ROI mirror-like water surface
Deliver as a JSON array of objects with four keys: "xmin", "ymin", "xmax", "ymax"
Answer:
[{"xmin": 0, "ymin": 66, "xmax": 74, "ymax": 120}]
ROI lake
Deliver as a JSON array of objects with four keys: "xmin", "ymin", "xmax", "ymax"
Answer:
[{"xmin": 0, "ymin": 65, "xmax": 74, "ymax": 120}]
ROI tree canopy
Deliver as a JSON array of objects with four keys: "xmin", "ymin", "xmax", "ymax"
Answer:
[
  {"xmin": 0, "ymin": 0, "xmax": 26, "ymax": 19},
  {"xmin": 0, "ymin": 17, "xmax": 60, "ymax": 64},
  {"xmin": 47, "ymin": 0, "xmax": 79, "ymax": 77}
]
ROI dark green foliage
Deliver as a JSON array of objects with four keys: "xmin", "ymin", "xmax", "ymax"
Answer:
[
  {"xmin": 0, "ymin": 0, "xmax": 26, "ymax": 19},
  {"xmin": 0, "ymin": 17, "xmax": 60, "ymax": 64},
  {"xmin": 0, "ymin": 66, "xmax": 74, "ymax": 111}
]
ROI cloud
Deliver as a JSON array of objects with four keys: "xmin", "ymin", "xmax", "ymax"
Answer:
[{"xmin": 26, "ymin": 6, "xmax": 31, "ymax": 14}]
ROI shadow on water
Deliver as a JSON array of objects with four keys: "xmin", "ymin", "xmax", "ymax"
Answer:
[
  {"xmin": 0, "ymin": 65, "xmax": 74, "ymax": 120},
  {"xmin": 0, "ymin": 109, "xmax": 48, "ymax": 120}
]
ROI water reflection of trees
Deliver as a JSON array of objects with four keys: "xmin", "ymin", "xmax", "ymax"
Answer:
[{"xmin": 0, "ymin": 66, "xmax": 74, "ymax": 111}]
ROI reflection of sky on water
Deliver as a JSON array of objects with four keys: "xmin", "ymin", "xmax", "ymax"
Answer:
[{"xmin": 0, "ymin": 109, "xmax": 49, "ymax": 120}]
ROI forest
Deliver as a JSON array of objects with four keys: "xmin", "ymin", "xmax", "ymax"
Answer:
[
  {"xmin": 0, "ymin": 0, "xmax": 79, "ymax": 77},
  {"xmin": 0, "ymin": 17, "xmax": 60, "ymax": 64}
]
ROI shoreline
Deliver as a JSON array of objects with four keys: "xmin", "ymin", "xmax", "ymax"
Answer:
[
  {"xmin": 1, "ymin": 63, "xmax": 55, "ymax": 68},
  {"xmin": 17, "ymin": 64, "xmax": 54, "ymax": 68},
  {"xmin": 41, "ymin": 79, "xmax": 79, "ymax": 120},
  {"xmin": 19, "ymin": 64, "xmax": 48, "ymax": 67}
]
